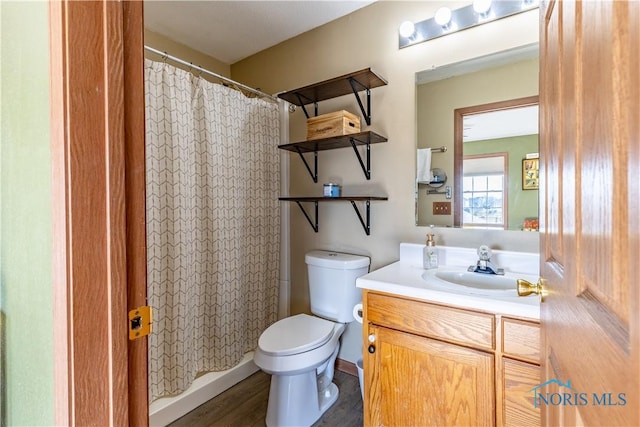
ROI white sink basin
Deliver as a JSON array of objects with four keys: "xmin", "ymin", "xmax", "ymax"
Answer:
[
  {"xmin": 432, "ymin": 270, "xmax": 516, "ymax": 291},
  {"xmin": 356, "ymin": 244, "xmax": 541, "ymax": 320}
]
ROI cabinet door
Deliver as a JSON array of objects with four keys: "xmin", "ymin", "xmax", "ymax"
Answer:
[
  {"xmin": 366, "ymin": 325, "xmax": 494, "ymax": 427},
  {"xmin": 502, "ymin": 358, "xmax": 540, "ymax": 426}
]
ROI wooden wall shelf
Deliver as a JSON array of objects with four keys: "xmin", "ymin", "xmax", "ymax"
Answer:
[
  {"xmin": 277, "ymin": 68, "xmax": 387, "ymax": 125},
  {"xmin": 278, "ymin": 131, "xmax": 387, "ymax": 153},
  {"xmin": 279, "ymin": 196, "xmax": 388, "ymax": 235},
  {"xmin": 278, "ymin": 131, "xmax": 387, "ymax": 182},
  {"xmin": 278, "ymin": 68, "xmax": 389, "ymax": 235}
]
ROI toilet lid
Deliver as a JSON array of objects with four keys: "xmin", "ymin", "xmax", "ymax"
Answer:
[{"xmin": 258, "ymin": 314, "xmax": 335, "ymax": 356}]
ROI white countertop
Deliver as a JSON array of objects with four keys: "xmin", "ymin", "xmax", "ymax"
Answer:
[{"xmin": 356, "ymin": 244, "xmax": 541, "ymax": 320}]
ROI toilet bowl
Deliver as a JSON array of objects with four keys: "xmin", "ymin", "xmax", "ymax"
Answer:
[
  {"xmin": 254, "ymin": 314, "xmax": 346, "ymax": 427},
  {"xmin": 255, "ymin": 314, "xmax": 344, "ymax": 375},
  {"xmin": 254, "ymin": 250, "xmax": 370, "ymax": 427}
]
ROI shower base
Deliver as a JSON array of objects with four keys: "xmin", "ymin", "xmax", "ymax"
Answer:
[{"xmin": 149, "ymin": 352, "xmax": 259, "ymax": 426}]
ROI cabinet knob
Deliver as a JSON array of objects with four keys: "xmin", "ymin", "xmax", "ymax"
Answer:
[
  {"xmin": 368, "ymin": 334, "xmax": 376, "ymax": 343},
  {"xmin": 368, "ymin": 344, "xmax": 376, "ymax": 354}
]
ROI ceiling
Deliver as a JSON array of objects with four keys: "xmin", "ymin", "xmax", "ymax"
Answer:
[
  {"xmin": 415, "ymin": 43, "xmax": 539, "ymax": 85},
  {"xmin": 463, "ymin": 105, "xmax": 539, "ymax": 142},
  {"xmin": 144, "ymin": 1, "xmax": 375, "ymax": 64}
]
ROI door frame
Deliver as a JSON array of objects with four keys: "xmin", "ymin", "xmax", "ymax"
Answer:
[{"xmin": 50, "ymin": 1, "xmax": 147, "ymax": 425}]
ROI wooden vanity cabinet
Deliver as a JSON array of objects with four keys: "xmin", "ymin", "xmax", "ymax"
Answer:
[
  {"xmin": 363, "ymin": 290, "xmax": 540, "ymax": 427},
  {"xmin": 500, "ymin": 317, "xmax": 541, "ymax": 426}
]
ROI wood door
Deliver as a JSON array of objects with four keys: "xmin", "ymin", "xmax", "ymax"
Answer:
[
  {"xmin": 50, "ymin": 1, "xmax": 148, "ymax": 424},
  {"xmin": 366, "ymin": 325, "xmax": 494, "ymax": 427},
  {"xmin": 539, "ymin": 0, "xmax": 639, "ymax": 425}
]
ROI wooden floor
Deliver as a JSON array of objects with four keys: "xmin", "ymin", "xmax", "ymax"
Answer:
[{"xmin": 168, "ymin": 370, "xmax": 363, "ymax": 427}]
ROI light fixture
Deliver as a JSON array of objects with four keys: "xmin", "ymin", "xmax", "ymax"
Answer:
[
  {"xmin": 399, "ymin": 0, "xmax": 539, "ymax": 49},
  {"xmin": 434, "ymin": 7, "xmax": 452, "ymax": 28},
  {"xmin": 473, "ymin": 0, "xmax": 493, "ymax": 16},
  {"xmin": 399, "ymin": 20, "xmax": 416, "ymax": 38}
]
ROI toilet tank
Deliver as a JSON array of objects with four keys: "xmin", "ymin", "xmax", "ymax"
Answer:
[{"xmin": 305, "ymin": 250, "xmax": 370, "ymax": 322}]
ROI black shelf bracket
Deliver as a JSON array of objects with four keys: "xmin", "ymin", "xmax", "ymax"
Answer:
[
  {"xmin": 294, "ymin": 93, "xmax": 318, "ymax": 119},
  {"xmin": 350, "ymin": 200, "xmax": 372, "ymax": 235},
  {"xmin": 294, "ymin": 146, "xmax": 318, "ymax": 183},
  {"xmin": 348, "ymin": 77, "xmax": 371, "ymax": 125},
  {"xmin": 280, "ymin": 196, "xmax": 386, "ymax": 235},
  {"xmin": 294, "ymin": 200, "xmax": 319, "ymax": 232},
  {"xmin": 349, "ymin": 136, "xmax": 371, "ymax": 180}
]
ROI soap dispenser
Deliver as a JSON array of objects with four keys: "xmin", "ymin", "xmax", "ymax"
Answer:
[{"xmin": 424, "ymin": 234, "xmax": 439, "ymax": 269}]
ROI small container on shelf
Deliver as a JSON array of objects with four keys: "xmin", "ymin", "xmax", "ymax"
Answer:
[{"xmin": 323, "ymin": 183, "xmax": 341, "ymax": 197}]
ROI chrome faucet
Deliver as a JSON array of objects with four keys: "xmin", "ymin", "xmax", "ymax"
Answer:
[{"xmin": 468, "ymin": 245, "xmax": 504, "ymax": 275}]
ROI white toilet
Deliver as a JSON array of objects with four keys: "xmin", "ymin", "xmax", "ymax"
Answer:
[{"xmin": 254, "ymin": 250, "xmax": 370, "ymax": 427}]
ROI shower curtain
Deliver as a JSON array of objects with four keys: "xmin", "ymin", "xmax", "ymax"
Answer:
[{"xmin": 144, "ymin": 59, "xmax": 280, "ymax": 402}]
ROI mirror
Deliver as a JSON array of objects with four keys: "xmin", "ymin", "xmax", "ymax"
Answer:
[{"xmin": 415, "ymin": 44, "xmax": 539, "ymax": 230}]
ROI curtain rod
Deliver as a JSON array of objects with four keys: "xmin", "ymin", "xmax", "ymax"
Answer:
[{"xmin": 144, "ymin": 45, "xmax": 278, "ymax": 102}]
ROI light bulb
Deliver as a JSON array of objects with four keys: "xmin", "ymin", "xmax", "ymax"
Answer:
[
  {"xmin": 434, "ymin": 7, "xmax": 452, "ymax": 27},
  {"xmin": 473, "ymin": 0, "xmax": 492, "ymax": 15},
  {"xmin": 399, "ymin": 20, "xmax": 416, "ymax": 38}
]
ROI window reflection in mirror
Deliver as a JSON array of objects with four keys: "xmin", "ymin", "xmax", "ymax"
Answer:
[
  {"xmin": 462, "ymin": 154, "xmax": 507, "ymax": 229},
  {"xmin": 415, "ymin": 44, "xmax": 539, "ymax": 230}
]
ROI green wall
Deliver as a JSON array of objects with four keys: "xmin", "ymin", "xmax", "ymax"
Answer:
[
  {"xmin": 0, "ymin": 1, "xmax": 54, "ymax": 425},
  {"xmin": 464, "ymin": 135, "xmax": 539, "ymax": 230}
]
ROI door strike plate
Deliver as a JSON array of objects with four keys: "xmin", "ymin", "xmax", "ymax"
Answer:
[{"xmin": 129, "ymin": 306, "xmax": 152, "ymax": 340}]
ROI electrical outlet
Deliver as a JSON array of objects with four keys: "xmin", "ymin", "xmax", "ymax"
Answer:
[{"xmin": 433, "ymin": 202, "xmax": 451, "ymax": 215}]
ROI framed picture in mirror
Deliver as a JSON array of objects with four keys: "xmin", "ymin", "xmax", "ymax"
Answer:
[{"xmin": 522, "ymin": 158, "xmax": 539, "ymax": 190}]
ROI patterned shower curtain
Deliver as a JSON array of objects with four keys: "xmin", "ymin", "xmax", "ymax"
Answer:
[{"xmin": 144, "ymin": 59, "xmax": 280, "ymax": 402}]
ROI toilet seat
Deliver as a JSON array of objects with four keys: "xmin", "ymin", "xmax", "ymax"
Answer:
[{"xmin": 258, "ymin": 314, "xmax": 335, "ymax": 356}]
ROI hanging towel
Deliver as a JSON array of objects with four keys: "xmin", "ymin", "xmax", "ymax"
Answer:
[{"xmin": 417, "ymin": 148, "xmax": 434, "ymax": 184}]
